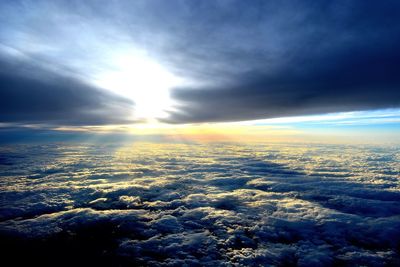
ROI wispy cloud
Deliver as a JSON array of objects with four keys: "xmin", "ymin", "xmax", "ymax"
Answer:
[{"xmin": 249, "ymin": 109, "xmax": 400, "ymax": 126}]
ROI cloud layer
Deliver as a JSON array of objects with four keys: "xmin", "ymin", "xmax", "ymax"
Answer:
[
  {"xmin": 1, "ymin": 142, "xmax": 399, "ymax": 265},
  {"xmin": 1, "ymin": 1, "xmax": 399, "ymax": 125}
]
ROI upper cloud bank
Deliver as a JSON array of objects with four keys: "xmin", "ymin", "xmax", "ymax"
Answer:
[{"xmin": 1, "ymin": 1, "xmax": 399, "ymax": 125}]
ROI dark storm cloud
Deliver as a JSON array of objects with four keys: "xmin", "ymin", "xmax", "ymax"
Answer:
[
  {"xmin": 160, "ymin": 0, "xmax": 400, "ymax": 123},
  {"xmin": 0, "ymin": 54, "xmax": 135, "ymax": 125}
]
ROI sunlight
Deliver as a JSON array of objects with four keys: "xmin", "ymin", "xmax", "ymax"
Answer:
[{"xmin": 93, "ymin": 49, "xmax": 183, "ymax": 121}]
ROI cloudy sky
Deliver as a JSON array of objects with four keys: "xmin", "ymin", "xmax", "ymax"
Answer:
[
  {"xmin": 1, "ymin": 2, "xmax": 400, "ymax": 265},
  {"xmin": 0, "ymin": 0, "xmax": 400, "ymax": 142}
]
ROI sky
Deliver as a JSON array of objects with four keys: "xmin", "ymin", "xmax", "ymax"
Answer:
[
  {"xmin": 1, "ymin": 2, "xmax": 400, "ymax": 265},
  {"xmin": 0, "ymin": 0, "xmax": 400, "ymax": 143}
]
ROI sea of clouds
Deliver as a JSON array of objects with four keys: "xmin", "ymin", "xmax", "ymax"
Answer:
[{"xmin": 0, "ymin": 142, "xmax": 399, "ymax": 266}]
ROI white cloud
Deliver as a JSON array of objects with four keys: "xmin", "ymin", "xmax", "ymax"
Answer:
[{"xmin": 0, "ymin": 142, "xmax": 399, "ymax": 265}]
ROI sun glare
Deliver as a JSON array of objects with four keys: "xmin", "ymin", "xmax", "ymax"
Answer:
[{"xmin": 93, "ymin": 50, "xmax": 183, "ymax": 121}]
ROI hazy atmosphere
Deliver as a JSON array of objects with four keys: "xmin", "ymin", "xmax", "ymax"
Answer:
[{"xmin": 0, "ymin": 1, "xmax": 399, "ymax": 266}]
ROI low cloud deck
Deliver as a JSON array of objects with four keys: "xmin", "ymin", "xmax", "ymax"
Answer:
[{"xmin": 0, "ymin": 142, "xmax": 399, "ymax": 266}]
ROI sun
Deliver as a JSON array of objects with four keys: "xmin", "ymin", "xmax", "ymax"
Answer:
[{"xmin": 93, "ymin": 49, "xmax": 183, "ymax": 121}]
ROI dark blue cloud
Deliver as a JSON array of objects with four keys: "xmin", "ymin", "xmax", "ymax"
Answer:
[
  {"xmin": 160, "ymin": 1, "xmax": 400, "ymax": 122},
  {"xmin": 0, "ymin": 54, "xmax": 135, "ymax": 125}
]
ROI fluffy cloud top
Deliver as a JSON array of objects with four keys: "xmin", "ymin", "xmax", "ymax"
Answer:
[{"xmin": 0, "ymin": 142, "xmax": 399, "ymax": 265}]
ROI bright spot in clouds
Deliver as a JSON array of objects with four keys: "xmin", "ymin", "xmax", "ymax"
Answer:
[{"xmin": 93, "ymin": 49, "xmax": 183, "ymax": 120}]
